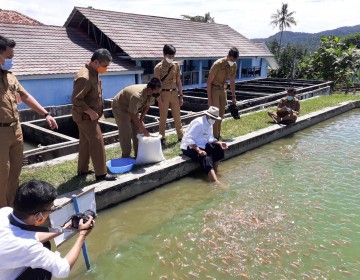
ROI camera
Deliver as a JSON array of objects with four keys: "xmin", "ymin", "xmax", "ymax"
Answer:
[{"xmin": 70, "ymin": 210, "xmax": 96, "ymax": 229}]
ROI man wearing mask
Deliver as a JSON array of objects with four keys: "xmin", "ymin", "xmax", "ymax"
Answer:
[
  {"xmin": 0, "ymin": 179, "xmax": 94, "ymax": 279},
  {"xmin": 180, "ymin": 106, "xmax": 228, "ymax": 185},
  {"xmin": 154, "ymin": 44, "xmax": 183, "ymax": 145},
  {"xmin": 72, "ymin": 48, "xmax": 116, "ymax": 181},
  {"xmin": 112, "ymin": 77, "xmax": 162, "ymax": 158},
  {"xmin": 268, "ymin": 88, "xmax": 300, "ymax": 124},
  {"xmin": 0, "ymin": 36, "xmax": 58, "ymax": 208},
  {"xmin": 207, "ymin": 47, "xmax": 239, "ymax": 139}
]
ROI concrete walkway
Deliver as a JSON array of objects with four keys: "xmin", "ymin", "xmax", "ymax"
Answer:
[{"xmin": 55, "ymin": 100, "xmax": 359, "ymax": 210}]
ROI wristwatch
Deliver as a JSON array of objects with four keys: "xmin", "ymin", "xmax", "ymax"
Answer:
[{"xmin": 44, "ymin": 112, "xmax": 51, "ymax": 118}]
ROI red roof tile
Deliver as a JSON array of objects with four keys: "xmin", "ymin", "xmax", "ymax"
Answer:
[
  {"xmin": 65, "ymin": 7, "xmax": 274, "ymax": 60},
  {"xmin": 0, "ymin": 9, "xmax": 43, "ymax": 25},
  {"xmin": 0, "ymin": 23, "xmax": 141, "ymax": 76}
]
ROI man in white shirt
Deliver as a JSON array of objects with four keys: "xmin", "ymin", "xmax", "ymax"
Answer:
[
  {"xmin": 180, "ymin": 106, "xmax": 228, "ymax": 185},
  {"xmin": 0, "ymin": 179, "xmax": 94, "ymax": 279}
]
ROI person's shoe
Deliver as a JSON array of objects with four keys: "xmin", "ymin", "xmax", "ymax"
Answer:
[
  {"xmin": 178, "ymin": 138, "xmax": 182, "ymax": 143},
  {"xmin": 77, "ymin": 169, "xmax": 95, "ymax": 176},
  {"xmin": 95, "ymin": 173, "xmax": 117, "ymax": 181}
]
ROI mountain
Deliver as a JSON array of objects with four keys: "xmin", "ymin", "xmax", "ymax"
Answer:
[{"xmin": 252, "ymin": 24, "xmax": 360, "ymax": 51}]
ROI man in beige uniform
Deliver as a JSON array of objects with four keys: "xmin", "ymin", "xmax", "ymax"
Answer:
[
  {"xmin": 154, "ymin": 44, "xmax": 183, "ymax": 145},
  {"xmin": 0, "ymin": 36, "xmax": 58, "ymax": 207},
  {"xmin": 72, "ymin": 49, "xmax": 116, "ymax": 181},
  {"xmin": 268, "ymin": 88, "xmax": 300, "ymax": 124},
  {"xmin": 112, "ymin": 77, "xmax": 161, "ymax": 158},
  {"xmin": 207, "ymin": 47, "xmax": 239, "ymax": 139}
]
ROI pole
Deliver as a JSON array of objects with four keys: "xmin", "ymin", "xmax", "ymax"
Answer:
[{"xmin": 72, "ymin": 194, "xmax": 91, "ymax": 270}]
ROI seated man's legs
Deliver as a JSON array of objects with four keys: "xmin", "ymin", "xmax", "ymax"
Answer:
[{"xmin": 281, "ymin": 113, "xmax": 297, "ymax": 124}]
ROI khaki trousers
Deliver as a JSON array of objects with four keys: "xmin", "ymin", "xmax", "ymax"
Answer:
[
  {"xmin": 76, "ymin": 120, "xmax": 107, "ymax": 176},
  {"xmin": 112, "ymin": 107, "xmax": 139, "ymax": 158},
  {"xmin": 159, "ymin": 91, "xmax": 183, "ymax": 139},
  {"xmin": 211, "ymin": 87, "xmax": 227, "ymax": 139},
  {"xmin": 0, "ymin": 124, "xmax": 23, "ymax": 207}
]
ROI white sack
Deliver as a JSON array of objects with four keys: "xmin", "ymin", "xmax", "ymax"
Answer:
[{"xmin": 136, "ymin": 134, "xmax": 165, "ymax": 165}]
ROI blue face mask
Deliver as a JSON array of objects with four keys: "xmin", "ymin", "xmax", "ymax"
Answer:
[
  {"xmin": 1, "ymin": 58, "xmax": 14, "ymax": 71},
  {"xmin": 287, "ymin": 95, "xmax": 294, "ymax": 101}
]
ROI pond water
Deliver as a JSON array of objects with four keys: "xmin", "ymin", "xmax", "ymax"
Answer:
[{"xmin": 64, "ymin": 110, "xmax": 360, "ymax": 279}]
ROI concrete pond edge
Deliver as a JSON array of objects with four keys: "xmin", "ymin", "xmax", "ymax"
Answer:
[{"xmin": 55, "ymin": 100, "xmax": 359, "ymax": 211}]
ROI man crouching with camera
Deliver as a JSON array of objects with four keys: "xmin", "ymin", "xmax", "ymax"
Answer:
[{"xmin": 0, "ymin": 179, "xmax": 94, "ymax": 279}]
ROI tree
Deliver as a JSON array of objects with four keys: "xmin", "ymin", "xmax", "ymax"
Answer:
[
  {"xmin": 296, "ymin": 36, "xmax": 360, "ymax": 91},
  {"xmin": 270, "ymin": 3, "xmax": 297, "ymax": 49},
  {"xmin": 181, "ymin": 12, "xmax": 215, "ymax": 23},
  {"xmin": 267, "ymin": 41, "xmax": 306, "ymax": 79}
]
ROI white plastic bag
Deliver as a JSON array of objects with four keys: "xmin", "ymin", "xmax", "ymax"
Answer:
[{"xmin": 135, "ymin": 134, "xmax": 165, "ymax": 165}]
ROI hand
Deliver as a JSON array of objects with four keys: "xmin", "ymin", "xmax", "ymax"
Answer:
[
  {"xmin": 46, "ymin": 115, "xmax": 58, "ymax": 130},
  {"xmin": 219, "ymin": 142, "xmax": 228, "ymax": 150},
  {"xmin": 179, "ymin": 96, "xmax": 184, "ymax": 107},
  {"xmin": 198, "ymin": 150, "xmax": 207, "ymax": 156},
  {"xmin": 142, "ymin": 129, "xmax": 150, "ymax": 137},
  {"xmin": 78, "ymin": 216, "xmax": 94, "ymax": 237},
  {"xmin": 88, "ymin": 110, "xmax": 99, "ymax": 121},
  {"xmin": 232, "ymin": 96, "xmax": 236, "ymax": 105}
]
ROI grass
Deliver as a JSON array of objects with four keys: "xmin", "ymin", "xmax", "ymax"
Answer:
[{"xmin": 20, "ymin": 93, "xmax": 360, "ymax": 194}]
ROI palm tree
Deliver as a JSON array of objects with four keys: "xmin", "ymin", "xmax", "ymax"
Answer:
[
  {"xmin": 181, "ymin": 12, "xmax": 215, "ymax": 23},
  {"xmin": 270, "ymin": 3, "xmax": 297, "ymax": 49}
]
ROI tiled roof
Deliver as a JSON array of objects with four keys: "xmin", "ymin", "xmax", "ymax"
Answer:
[
  {"xmin": 65, "ymin": 7, "xmax": 274, "ymax": 60},
  {"xmin": 0, "ymin": 23, "xmax": 141, "ymax": 76},
  {"xmin": 0, "ymin": 9, "xmax": 43, "ymax": 25}
]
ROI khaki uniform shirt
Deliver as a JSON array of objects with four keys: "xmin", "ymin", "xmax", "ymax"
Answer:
[
  {"xmin": 71, "ymin": 64, "xmax": 103, "ymax": 122},
  {"xmin": 154, "ymin": 60, "xmax": 181, "ymax": 89},
  {"xmin": 278, "ymin": 97, "xmax": 300, "ymax": 113},
  {"xmin": 209, "ymin": 57, "xmax": 237, "ymax": 87},
  {"xmin": 0, "ymin": 70, "xmax": 27, "ymax": 123},
  {"xmin": 113, "ymin": 84, "xmax": 155, "ymax": 115}
]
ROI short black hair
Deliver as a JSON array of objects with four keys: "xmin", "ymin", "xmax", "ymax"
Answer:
[
  {"xmin": 287, "ymin": 87, "xmax": 297, "ymax": 94},
  {"xmin": 13, "ymin": 180, "xmax": 58, "ymax": 217},
  {"xmin": 91, "ymin": 48, "xmax": 112, "ymax": 63},
  {"xmin": 163, "ymin": 44, "xmax": 176, "ymax": 56},
  {"xmin": 228, "ymin": 47, "xmax": 239, "ymax": 59},
  {"xmin": 0, "ymin": 35, "xmax": 16, "ymax": 53},
  {"xmin": 147, "ymin": 77, "xmax": 162, "ymax": 90}
]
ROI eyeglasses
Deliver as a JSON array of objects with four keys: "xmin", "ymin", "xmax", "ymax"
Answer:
[{"xmin": 38, "ymin": 205, "xmax": 62, "ymax": 214}]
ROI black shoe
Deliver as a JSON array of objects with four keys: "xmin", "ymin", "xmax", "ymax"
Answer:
[
  {"xmin": 161, "ymin": 138, "xmax": 166, "ymax": 146},
  {"xmin": 77, "ymin": 169, "xmax": 95, "ymax": 176},
  {"xmin": 178, "ymin": 138, "xmax": 182, "ymax": 142},
  {"xmin": 95, "ymin": 173, "xmax": 117, "ymax": 181}
]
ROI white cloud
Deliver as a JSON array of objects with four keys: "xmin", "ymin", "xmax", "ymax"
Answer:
[{"xmin": 1, "ymin": 0, "xmax": 359, "ymax": 38}]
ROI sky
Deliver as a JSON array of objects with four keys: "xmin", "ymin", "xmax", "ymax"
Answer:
[{"xmin": 1, "ymin": 0, "xmax": 360, "ymax": 39}]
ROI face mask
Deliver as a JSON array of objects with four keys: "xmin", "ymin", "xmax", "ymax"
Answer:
[
  {"xmin": 165, "ymin": 58, "xmax": 173, "ymax": 64},
  {"xmin": 287, "ymin": 96, "xmax": 294, "ymax": 101},
  {"xmin": 1, "ymin": 58, "xmax": 14, "ymax": 71},
  {"xmin": 97, "ymin": 66, "xmax": 107, "ymax": 74},
  {"xmin": 34, "ymin": 212, "xmax": 47, "ymax": 226},
  {"xmin": 208, "ymin": 118, "xmax": 216, "ymax": 125},
  {"xmin": 228, "ymin": 61, "xmax": 236, "ymax": 67}
]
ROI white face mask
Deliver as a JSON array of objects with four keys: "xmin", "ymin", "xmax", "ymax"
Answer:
[
  {"xmin": 207, "ymin": 118, "xmax": 216, "ymax": 125},
  {"xmin": 165, "ymin": 57, "xmax": 173, "ymax": 64},
  {"xmin": 228, "ymin": 61, "xmax": 236, "ymax": 67}
]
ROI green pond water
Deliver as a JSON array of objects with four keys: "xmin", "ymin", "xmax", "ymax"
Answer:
[{"xmin": 64, "ymin": 110, "xmax": 360, "ymax": 280}]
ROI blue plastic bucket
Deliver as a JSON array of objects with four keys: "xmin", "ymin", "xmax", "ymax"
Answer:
[{"xmin": 106, "ymin": 158, "xmax": 136, "ymax": 174}]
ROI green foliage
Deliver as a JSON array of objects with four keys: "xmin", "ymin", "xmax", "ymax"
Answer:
[
  {"xmin": 270, "ymin": 3, "xmax": 297, "ymax": 48},
  {"xmin": 267, "ymin": 40, "xmax": 307, "ymax": 78},
  {"xmin": 342, "ymin": 32, "xmax": 360, "ymax": 48},
  {"xmin": 296, "ymin": 36, "xmax": 360, "ymax": 89}
]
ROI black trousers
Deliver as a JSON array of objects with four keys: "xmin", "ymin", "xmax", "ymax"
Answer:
[
  {"xmin": 16, "ymin": 241, "xmax": 52, "ymax": 280},
  {"xmin": 182, "ymin": 143, "xmax": 224, "ymax": 174}
]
